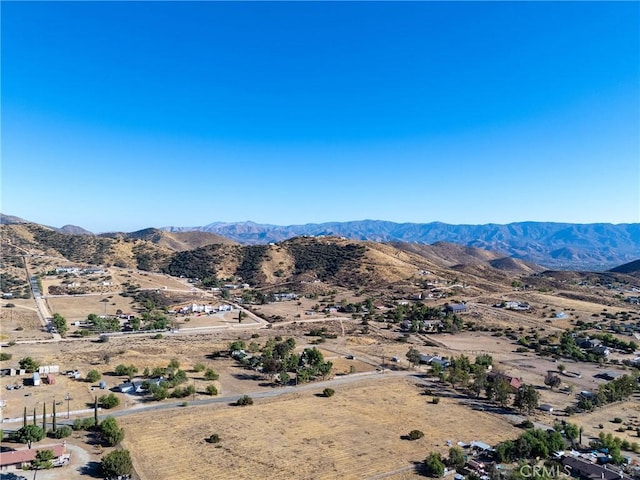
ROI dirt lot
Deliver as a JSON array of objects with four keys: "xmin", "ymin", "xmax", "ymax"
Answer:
[
  {"xmin": 0, "ymin": 300, "xmax": 48, "ymax": 342},
  {"xmin": 120, "ymin": 376, "xmax": 520, "ymax": 480}
]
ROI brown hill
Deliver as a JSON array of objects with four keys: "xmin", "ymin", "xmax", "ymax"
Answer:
[
  {"xmin": 609, "ymin": 259, "xmax": 640, "ymax": 276},
  {"xmin": 103, "ymin": 228, "xmax": 237, "ymax": 251}
]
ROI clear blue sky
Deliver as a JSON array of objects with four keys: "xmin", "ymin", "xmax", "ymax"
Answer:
[{"xmin": 2, "ymin": 1, "xmax": 639, "ymax": 233}]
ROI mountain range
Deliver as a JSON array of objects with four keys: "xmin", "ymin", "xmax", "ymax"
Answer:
[
  {"xmin": 2, "ymin": 214, "xmax": 639, "ymax": 271},
  {"xmin": 163, "ymin": 220, "xmax": 640, "ymax": 271}
]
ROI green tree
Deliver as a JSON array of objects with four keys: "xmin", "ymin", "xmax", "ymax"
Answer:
[
  {"xmin": 19, "ymin": 356, "xmax": 40, "ymax": 373},
  {"xmin": 51, "ymin": 401, "xmax": 56, "ymax": 433},
  {"xmin": 204, "ymin": 368, "xmax": 219, "ymax": 381},
  {"xmin": 205, "ymin": 384, "xmax": 218, "ymax": 396},
  {"xmin": 51, "ymin": 313, "xmax": 69, "ymax": 337},
  {"xmin": 15, "ymin": 424, "xmax": 45, "ymax": 448},
  {"xmin": 514, "ymin": 385, "xmax": 540, "ymax": 414},
  {"xmin": 32, "ymin": 449, "xmax": 54, "ymax": 470},
  {"xmin": 236, "ymin": 395, "xmax": 253, "ymax": 406},
  {"xmin": 448, "ymin": 446, "xmax": 465, "ymax": 469},
  {"xmin": 100, "ymin": 416, "xmax": 124, "ymax": 446},
  {"xmin": 406, "ymin": 347, "xmax": 421, "ymax": 369},
  {"xmin": 86, "ymin": 369, "xmax": 102, "ymax": 383},
  {"xmin": 101, "ymin": 448, "xmax": 133, "ymax": 479},
  {"xmin": 423, "ymin": 452, "xmax": 445, "ymax": 477},
  {"xmin": 99, "ymin": 393, "xmax": 120, "ymax": 409}
]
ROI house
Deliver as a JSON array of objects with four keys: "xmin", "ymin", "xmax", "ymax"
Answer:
[
  {"xmin": 591, "ymin": 345, "xmax": 611, "ymax": 357},
  {"xmin": 446, "ymin": 303, "xmax": 468, "ymax": 314},
  {"xmin": 625, "ymin": 297, "xmax": 639, "ymax": 305},
  {"xmin": 0, "ymin": 443, "xmax": 68, "ymax": 469},
  {"xmin": 562, "ymin": 455, "xmax": 633, "ymax": 480},
  {"xmin": 487, "ymin": 371, "xmax": 522, "ymax": 391},
  {"xmin": 503, "ymin": 301, "xmax": 531, "ymax": 311}
]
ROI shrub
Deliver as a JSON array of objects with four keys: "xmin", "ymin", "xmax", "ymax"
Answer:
[
  {"xmin": 204, "ymin": 369, "xmax": 219, "ymax": 381},
  {"xmin": 152, "ymin": 333, "xmax": 163, "ymax": 339},
  {"xmin": 236, "ymin": 395, "xmax": 253, "ymax": 406},
  {"xmin": 193, "ymin": 363, "xmax": 206, "ymax": 373},
  {"xmin": 432, "ymin": 397, "xmax": 440, "ymax": 404},
  {"xmin": 0, "ymin": 353, "xmax": 12, "ymax": 361},
  {"xmin": 86, "ymin": 369, "xmax": 101, "ymax": 383},
  {"xmin": 408, "ymin": 430, "xmax": 424, "ymax": 440},
  {"xmin": 206, "ymin": 433, "xmax": 221, "ymax": 444},
  {"xmin": 53, "ymin": 426, "xmax": 72, "ymax": 438},
  {"xmin": 205, "ymin": 384, "xmax": 218, "ymax": 396},
  {"xmin": 323, "ymin": 388, "xmax": 335, "ymax": 398},
  {"xmin": 99, "ymin": 393, "xmax": 120, "ymax": 409},
  {"xmin": 613, "ymin": 417, "xmax": 623, "ymax": 424}
]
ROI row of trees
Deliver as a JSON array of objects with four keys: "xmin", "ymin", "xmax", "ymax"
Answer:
[{"xmin": 577, "ymin": 373, "xmax": 638, "ymax": 411}]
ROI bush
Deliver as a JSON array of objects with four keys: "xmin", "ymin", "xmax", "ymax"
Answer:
[
  {"xmin": 53, "ymin": 425, "xmax": 72, "ymax": 438},
  {"xmin": 152, "ymin": 333, "xmax": 163, "ymax": 339},
  {"xmin": 193, "ymin": 363, "xmax": 206, "ymax": 372},
  {"xmin": 86, "ymin": 369, "xmax": 101, "ymax": 383},
  {"xmin": 99, "ymin": 393, "xmax": 120, "ymax": 409},
  {"xmin": 408, "ymin": 429, "xmax": 424, "ymax": 440},
  {"xmin": 205, "ymin": 384, "xmax": 218, "ymax": 396},
  {"xmin": 0, "ymin": 352, "xmax": 12, "ymax": 361},
  {"xmin": 323, "ymin": 388, "xmax": 335, "ymax": 398},
  {"xmin": 206, "ymin": 433, "xmax": 221, "ymax": 444},
  {"xmin": 613, "ymin": 417, "xmax": 623, "ymax": 424},
  {"xmin": 432, "ymin": 397, "xmax": 440, "ymax": 404},
  {"xmin": 236, "ymin": 395, "xmax": 253, "ymax": 406},
  {"xmin": 204, "ymin": 368, "xmax": 219, "ymax": 381}
]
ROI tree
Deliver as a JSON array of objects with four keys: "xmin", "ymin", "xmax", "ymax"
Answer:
[
  {"xmin": 423, "ymin": 452, "xmax": 445, "ymax": 477},
  {"xmin": 513, "ymin": 385, "xmax": 540, "ymax": 414},
  {"xmin": 52, "ymin": 401, "xmax": 56, "ymax": 433},
  {"xmin": 448, "ymin": 446, "xmax": 465, "ymax": 469},
  {"xmin": 100, "ymin": 416, "xmax": 124, "ymax": 447},
  {"xmin": 99, "ymin": 393, "xmax": 120, "ymax": 409},
  {"xmin": 86, "ymin": 369, "xmax": 102, "ymax": 383},
  {"xmin": 406, "ymin": 347, "xmax": 421, "ymax": 369},
  {"xmin": 204, "ymin": 368, "xmax": 219, "ymax": 381},
  {"xmin": 493, "ymin": 378, "xmax": 512, "ymax": 407},
  {"xmin": 236, "ymin": 395, "xmax": 253, "ymax": 406},
  {"xmin": 101, "ymin": 448, "xmax": 133, "ymax": 479},
  {"xmin": 32, "ymin": 449, "xmax": 54, "ymax": 470},
  {"xmin": 205, "ymin": 384, "xmax": 218, "ymax": 396},
  {"xmin": 51, "ymin": 313, "xmax": 69, "ymax": 337},
  {"xmin": 544, "ymin": 372, "xmax": 561, "ymax": 390},
  {"xmin": 564, "ymin": 423, "xmax": 580, "ymax": 447},
  {"xmin": 15, "ymin": 424, "xmax": 45, "ymax": 448},
  {"xmin": 19, "ymin": 356, "xmax": 40, "ymax": 373}
]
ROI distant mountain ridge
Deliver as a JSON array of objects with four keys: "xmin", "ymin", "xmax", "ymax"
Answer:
[{"xmin": 163, "ymin": 220, "xmax": 640, "ymax": 271}]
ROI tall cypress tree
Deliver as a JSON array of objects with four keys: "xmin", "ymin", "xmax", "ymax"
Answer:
[
  {"xmin": 23, "ymin": 406, "xmax": 27, "ymax": 427},
  {"xmin": 32, "ymin": 407, "xmax": 36, "ymax": 425},
  {"xmin": 94, "ymin": 396, "xmax": 98, "ymax": 426},
  {"xmin": 42, "ymin": 403, "xmax": 46, "ymax": 431},
  {"xmin": 52, "ymin": 401, "xmax": 57, "ymax": 433}
]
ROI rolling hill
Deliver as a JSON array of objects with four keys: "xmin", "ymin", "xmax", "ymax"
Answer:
[{"xmin": 163, "ymin": 220, "xmax": 640, "ymax": 271}]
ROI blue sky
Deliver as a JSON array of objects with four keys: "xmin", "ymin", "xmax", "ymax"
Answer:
[{"xmin": 2, "ymin": 1, "xmax": 639, "ymax": 233}]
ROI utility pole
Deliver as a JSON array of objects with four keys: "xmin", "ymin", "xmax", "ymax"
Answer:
[{"xmin": 65, "ymin": 393, "xmax": 71, "ymax": 419}]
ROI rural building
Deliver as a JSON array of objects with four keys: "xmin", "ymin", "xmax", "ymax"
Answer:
[
  {"xmin": 446, "ymin": 303, "xmax": 468, "ymax": 314},
  {"xmin": 0, "ymin": 443, "xmax": 67, "ymax": 470},
  {"xmin": 46, "ymin": 374, "xmax": 55, "ymax": 385},
  {"xmin": 539, "ymin": 404, "xmax": 554, "ymax": 412},
  {"xmin": 561, "ymin": 455, "xmax": 633, "ymax": 480},
  {"xmin": 487, "ymin": 371, "xmax": 522, "ymax": 391},
  {"xmin": 503, "ymin": 301, "xmax": 531, "ymax": 311},
  {"xmin": 32, "ymin": 372, "xmax": 41, "ymax": 386}
]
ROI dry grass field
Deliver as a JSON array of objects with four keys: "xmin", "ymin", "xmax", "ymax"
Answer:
[
  {"xmin": 0, "ymin": 300, "xmax": 48, "ymax": 342},
  {"xmin": 120, "ymin": 377, "xmax": 520, "ymax": 480}
]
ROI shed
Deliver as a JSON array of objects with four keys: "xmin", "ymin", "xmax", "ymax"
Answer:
[
  {"xmin": 46, "ymin": 374, "xmax": 55, "ymax": 385},
  {"xmin": 539, "ymin": 404, "xmax": 553, "ymax": 412},
  {"xmin": 99, "ymin": 381, "xmax": 107, "ymax": 389},
  {"xmin": 33, "ymin": 372, "xmax": 41, "ymax": 386}
]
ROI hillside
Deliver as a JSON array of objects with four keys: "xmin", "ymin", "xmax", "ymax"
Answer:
[
  {"xmin": 609, "ymin": 259, "xmax": 640, "ymax": 277},
  {"xmin": 164, "ymin": 220, "xmax": 640, "ymax": 270}
]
